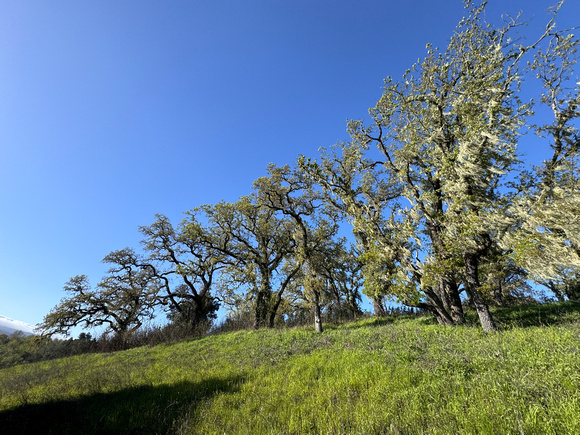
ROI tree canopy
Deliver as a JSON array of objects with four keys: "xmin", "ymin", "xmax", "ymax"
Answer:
[{"xmin": 41, "ymin": 1, "xmax": 579, "ymax": 338}]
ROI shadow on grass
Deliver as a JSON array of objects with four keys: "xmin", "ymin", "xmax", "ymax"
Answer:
[
  {"xmin": 338, "ymin": 315, "xmax": 437, "ymax": 331},
  {"xmin": 0, "ymin": 375, "xmax": 244, "ymax": 435},
  {"xmin": 493, "ymin": 301, "xmax": 580, "ymax": 329},
  {"xmin": 328, "ymin": 316, "xmax": 396, "ymax": 331},
  {"xmin": 341, "ymin": 301, "xmax": 580, "ymax": 331}
]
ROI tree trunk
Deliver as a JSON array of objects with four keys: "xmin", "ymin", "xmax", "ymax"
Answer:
[
  {"xmin": 492, "ymin": 280, "xmax": 504, "ymax": 307},
  {"xmin": 424, "ymin": 287, "xmax": 455, "ymax": 326},
  {"xmin": 254, "ymin": 291, "xmax": 267, "ymax": 329},
  {"xmin": 347, "ymin": 293, "xmax": 362, "ymax": 320},
  {"xmin": 334, "ymin": 290, "xmax": 343, "ymax": 321},
  {"xmin": 268, "ymin": 299, "xmax": 280, "ymax": 328},
  {"xmin": 313, "ymin": 290, "xmax": 323, "ymax": 333},
  {"xmin": 444, "ymin": 279, "xmax": 466, "ymax": 324},
  {"xmin": 464, "ymin": 253, "xmax": 496, "ymax": 332},
  {"xmin": 439, "ymin": 281, "xmax": 452, "ymax": 316},
  {"xmin": 254, "ymin": 276, "xmax": 272, "ymax": 329},
  {"xmin": 431, "ymin": 309, "xmax": 455, "ymax": 326},
  {"xmin": 373, "ymin": 295, "xmax": 387, "ymax": 317}
]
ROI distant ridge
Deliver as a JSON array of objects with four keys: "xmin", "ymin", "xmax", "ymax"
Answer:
[{"xmin": 0, "ymin": 315, "xmax": 36, "ymax": 336}]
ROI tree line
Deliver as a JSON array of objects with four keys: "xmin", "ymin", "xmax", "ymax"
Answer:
[{"xmin": 40, "ymin": 1, "xmax": 580, "ymax": 339}]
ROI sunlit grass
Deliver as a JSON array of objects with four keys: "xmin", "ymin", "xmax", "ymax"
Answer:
[{"xmin": 1, "ymin": 302, "xmax": 580, "ymax": 434}]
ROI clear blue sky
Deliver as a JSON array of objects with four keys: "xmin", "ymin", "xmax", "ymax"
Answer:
[{"xmin": 1, "ymin": 1, "xmax": 578, "ymax": 329}]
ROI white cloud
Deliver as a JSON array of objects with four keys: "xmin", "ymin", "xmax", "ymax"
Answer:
[{"xmin": 0, "ymin": 315, "xmax": 36, "ymax": 336}]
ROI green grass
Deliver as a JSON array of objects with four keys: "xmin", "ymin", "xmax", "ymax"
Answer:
[{"xmin": 2, "ymin": 302, "xmax": 580, "ymax": 434}]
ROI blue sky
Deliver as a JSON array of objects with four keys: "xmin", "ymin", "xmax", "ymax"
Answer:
[{"xmin": 1, "ymin": 1, "xmax": 578, "ymax": 330}]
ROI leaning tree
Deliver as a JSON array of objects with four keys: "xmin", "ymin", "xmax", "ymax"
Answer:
[
  {"xmin": 303, "ymin": 1, "xmax": 575, "ymax": 331},
  {"xmin": 39, "ymin": 249, "xmax": 158, "ymax": 338}
]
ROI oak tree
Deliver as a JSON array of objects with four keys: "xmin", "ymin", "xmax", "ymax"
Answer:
[
  {"xmin": 139, "ymin": 214, "xmax": 223, "ymax": 332},
  {"xmin": 40, "ymin": 249, "xmax": 158, "ymax": 337},
  {"xmin": 188, "ymin": 196, "xmax": 297, "ymax": 329}
]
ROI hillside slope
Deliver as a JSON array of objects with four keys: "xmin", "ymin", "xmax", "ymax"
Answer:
[{"xmin": 1, "ymin": 303, "xmax": 580, "ymax": 434}]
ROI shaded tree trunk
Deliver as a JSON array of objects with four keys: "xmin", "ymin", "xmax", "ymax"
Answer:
[
  {"xmin": 493, "ymin": 280, "xmax": 504, "ymax": 307},
  {"xmin": 333, "ymin": 288, "xmax": 343, "ymax": 320},
  {"xmin": 254, "ymin": 291, "xmax": 269, "ymax": 329},
  {"xmin": 268, "ymin": 298, "xmax": 280, "ymax": 328},
  {"xmin": 439, "ymin": 281, "xmax": 452, "ymax": 317},
  {"xmin": 373, "ymin": 296, "xmax": 387, "ymax": 317},
  {"xmin": 464, "ymin": 253, "xmax": 496, "ymax": 332},
  {"xmin": 268, "ymin": 264, "xmax": 302, "ymax": 328},
  {"xmin": 346, "ymin": 293, "xmax": 362, "ymax": 320},
  {"xmin": 254, "ymin": 274, "xmax": 272, "ymax": 329},
  {"xmin": 424, "ymin": 287, "xmax": 455, "ymax": 326},
  {"xmin": 443, "ymin": 279, "xmax": 466, "ymax": 324}
]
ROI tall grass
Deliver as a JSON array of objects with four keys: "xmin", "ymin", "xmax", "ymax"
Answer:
[{"xmin": 1, "ymin": 302, "xmax": 580, "ymax": 434}]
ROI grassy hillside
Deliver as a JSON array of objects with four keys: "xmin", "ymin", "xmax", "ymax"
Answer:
[{"xmin": 1, "ymin": 302, "xmax": 580, "ymax": 434}]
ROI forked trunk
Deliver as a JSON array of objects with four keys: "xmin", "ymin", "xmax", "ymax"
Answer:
[
  {"xmin": 444, "ymin": 280, "xmax": 466, "ymax": 324},
  {"xmin": 424, "ymin": 287, "xmax": 455, "ymax": 326},
  {"xmin": 464, "ymin": 253, "xmax": 496, "ymax": 332}
]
